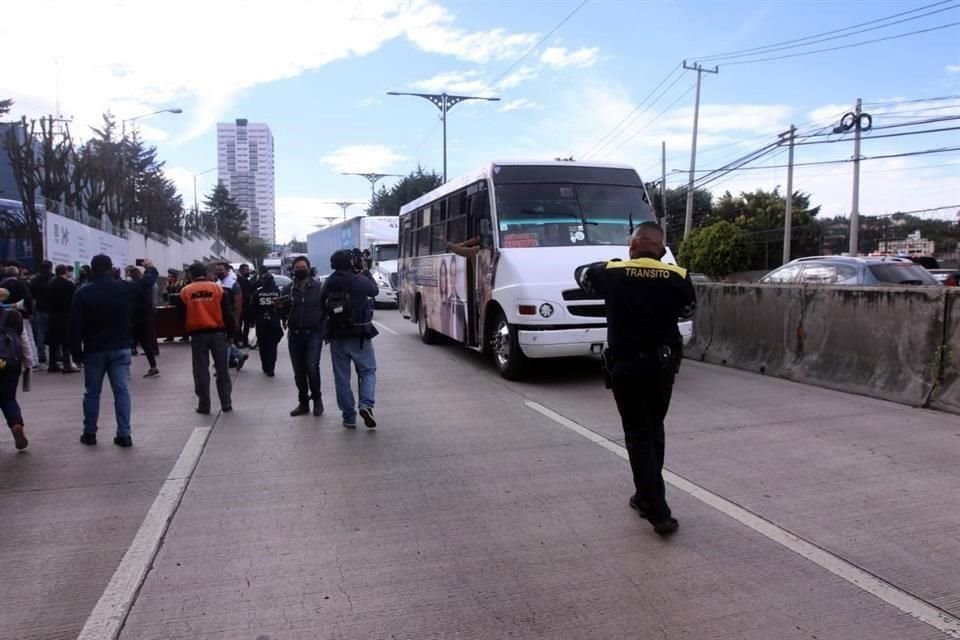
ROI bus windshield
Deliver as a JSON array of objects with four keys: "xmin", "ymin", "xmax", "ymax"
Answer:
[{"xmin": 495, "ymin": 183, "xmax": 656, "ymax": 248}]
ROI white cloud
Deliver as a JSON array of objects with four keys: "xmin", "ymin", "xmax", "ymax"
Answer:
[
  {"xmin": 540, "ymin": 46, "xmax": 600, "ymax": 69},
  {"xmin": 358, "ymin": 97, "xmax": 382, "ymax": 108},
  {"xmin": 499, "ymin": 98, "xmax": 542, "ymax": 112},
  {"xmin": 947, "ymin": 64, "xmax": 960, "ymax": 74},
  {"xmin": 410, "ymin": 70, "xmax": 487, "ymax": 94},
  {"xmin": 496, "ymin": 66, "xmax": 539, "ymax": 90},
  {"xmin": 320, "ymin": 144, "xmax": 407, "ymax": 173},
  {"xmin": 0, "ymin": 1, "xmax": 538, "ymax": 144}
]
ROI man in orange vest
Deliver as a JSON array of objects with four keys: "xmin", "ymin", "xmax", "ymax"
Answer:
[{"xmin": 179, "ymin": 262, "xmax": 236, "ymax": 415}]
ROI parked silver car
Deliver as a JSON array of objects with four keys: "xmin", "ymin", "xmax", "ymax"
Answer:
[{"xmin": 760, "ymin": 256, "xmax": 940, "ymax": 286}]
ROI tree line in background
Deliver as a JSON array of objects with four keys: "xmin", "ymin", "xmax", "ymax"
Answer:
[{"xmin": 0, "ymin": 98, "xmax": 267, "ymax": 265}]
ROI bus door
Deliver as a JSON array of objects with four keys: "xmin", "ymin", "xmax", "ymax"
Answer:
[{"xmin": 465, "ymin": 182, "xmax": 492, "ymax": 349}]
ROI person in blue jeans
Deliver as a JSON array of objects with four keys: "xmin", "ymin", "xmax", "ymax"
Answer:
[
  {"xmin": 71, "ymin": 254, "xmax": 158, "ymax": 447},
  {"xmin": 319, "ymin": 250, "xmax": 379, "ymax": 429}
]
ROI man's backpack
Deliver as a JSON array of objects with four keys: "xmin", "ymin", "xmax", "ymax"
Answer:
[
  {"xmin": 0, "ymin": 309, "xmax": 23, "ymax": 372},
  {"xmin": 324, "ymin": 288, "xmax": 354, "ymax": 338}
]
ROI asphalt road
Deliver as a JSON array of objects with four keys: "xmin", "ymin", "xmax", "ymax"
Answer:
[{"xmin": 1, "ymin": 309, "xmax": 958, "ymax": 640}]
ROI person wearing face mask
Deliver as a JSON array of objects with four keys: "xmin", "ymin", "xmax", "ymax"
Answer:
[
  {"xmin": 277, "ymin": 256, "xmax": 325, "ymax": 417},
  {"xmin": 251, "ymin": 271, "xmax": 283, "ymax": 376}
]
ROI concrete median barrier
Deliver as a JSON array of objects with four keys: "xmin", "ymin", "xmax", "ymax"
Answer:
[
  {"xmin": 688, "ymin": 283, "xmax": 955, "ymax": 413},
  {"xmin": 930, "ymin": 289, "xmax": 960, "ymax": 413}
]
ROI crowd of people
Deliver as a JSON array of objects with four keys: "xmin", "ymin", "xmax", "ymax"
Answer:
[{"xmin": 0, "ymin": 249, "xmax": 381, "ymax": 452}]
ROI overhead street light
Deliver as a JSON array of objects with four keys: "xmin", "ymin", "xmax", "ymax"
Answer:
[
  {"xmin": 121, "ymin": 107, "xmax": 183, "ymax": 137},
  {"xmin": 342, "ymin": 172, "xmax": 402, "ymax": 213},
  {"xmin": 386, "ymin": 91, "xmax": 499, "ymax": 182},
  {"xmin": 192, "ymin": 167, "xmax": 218, "ymax": 216},
  {"xmin": 326, "ymin": 201, "xmax": 363, "ymax": 221}
]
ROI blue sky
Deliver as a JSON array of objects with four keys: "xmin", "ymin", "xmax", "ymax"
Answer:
[{"xmin": 2, "ymin": 0, "xmax": 959, "ymax": 242}]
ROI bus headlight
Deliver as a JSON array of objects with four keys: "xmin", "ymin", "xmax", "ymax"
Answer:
[{"xmin": 538, "ymin": 303, "xmax": 554, "ymax": 318}]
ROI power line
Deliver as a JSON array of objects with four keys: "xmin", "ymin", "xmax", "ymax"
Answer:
[
  {"xmin": 480, "ymin": 0, "xmax": 591, "ymax": 94},
  {"xmin": 724, "ymin": 21, "xmax": 960, "ymax": 67},
  {"xmin": 697, "ymin": 2, "xmax": 959, "ymax": 63},
  {"xmin": 683, "ymin": 146, "xmax": 960, "ymax": 172},
  {"xmin": 691, "ymin": 0, "xmax": 956, "ymax": 61},
  {"xmin": 598, "ymin": 82, "xmax": 698, "ymax": 159},
  {"xmin": 795, "ymin": 125, "xmax": 960, "ymax": 145},
  {"xmin": 864, "ymin": 94, "xmax": 960, "ymax": 106},
  {"xmin": 803, "ymin": 114, "xmax": 960, "ymax": 135},
  {"xmin": 579, "ymin": 64, "xmax": 682, "ymax": 159}
]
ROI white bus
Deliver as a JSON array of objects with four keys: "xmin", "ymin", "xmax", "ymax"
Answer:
[{"xmin": 397, "ymin": 161, "xmax": 691, "ymax": 379}]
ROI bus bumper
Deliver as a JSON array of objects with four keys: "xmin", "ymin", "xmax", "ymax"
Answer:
[
  {"xmin": 517, "ymin": 320, "xmax": 693, "ymax": 359},
  {"xmin": 516, "ymin": 327, "xmax": 608, "ymax": 359}
]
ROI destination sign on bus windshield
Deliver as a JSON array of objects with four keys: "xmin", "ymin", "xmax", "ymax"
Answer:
[{"xmin": 491, "ymin": 165, "xmax": 643, "ymax": 187}]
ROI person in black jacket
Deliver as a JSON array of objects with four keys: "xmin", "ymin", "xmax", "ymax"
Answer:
[
  {"xmin": 127, "ymin": 265, "xmax": 159, "ymax": 378},
  {"xmin": 251, "ymin": 272, "xmax": 283, "ymax": 376},
  {"xmin": 71, "ymin": 255, "xmax": 158, "ymax": 447},
  {"xmin": 320, "ymin": 250, "xmax": 380, "ymax": 429},
  {"xmin": 574, "ymin": 222, "xmax": 696, "ymax": 537},
  {"xmin": 278, "ymin": 255, "xmax": 325, "ymax": 417},
  {"xmin": 46, "ymin": 264, "xmax": 79, "ymax": 373},
  {"xmin": 29, "ymin": 260, "xmax": 54, "ymax": 366},
  {"xmin": 236, "ymin": 263, "xmax": 256, "ymax": 348}
]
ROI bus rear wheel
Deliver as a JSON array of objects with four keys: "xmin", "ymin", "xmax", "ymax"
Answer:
[
  {"xmin": 417, "ymin": 300, "xmax": 440, "ymax": 345},
  {"xmin": 491, "ymin": 311, "xmax": 526, "ymax": 380}
]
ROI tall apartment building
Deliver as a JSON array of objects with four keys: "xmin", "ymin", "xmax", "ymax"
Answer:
[{"xmin": 217, "ymin": 119, "xmax": 275, "ymax": 245}]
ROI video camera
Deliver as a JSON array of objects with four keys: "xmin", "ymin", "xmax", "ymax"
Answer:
[{"xmin": 349, "ymin": 248, "xmax": 372, "ymax": 274}]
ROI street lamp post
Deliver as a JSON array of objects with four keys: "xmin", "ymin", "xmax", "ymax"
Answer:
[
  {"xmin": 386, "ymin": 92, "xmax": 499, "ymax": 182},
  {"xmin": 118, "ymin": 108, "xmax": 182, "ymax": 231},
  {"xmin": 193, "ymin": 167, "xmax": 218, "ymax": 217},
  {"xmin": 342, "ymin": 172, "xmax": 401, "ymax": 214},
  {"xmin": 326, "ymin": 201, "xmax": 363, "ymax": 221}
]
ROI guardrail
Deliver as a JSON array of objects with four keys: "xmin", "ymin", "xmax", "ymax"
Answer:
[{"xmin": 686, "ymin": 283, "xmax": 959, "ymax": 414}]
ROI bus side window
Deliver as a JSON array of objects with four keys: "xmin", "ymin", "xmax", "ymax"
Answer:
[
  {"xmin": 447, "ymin": 190, "xmax": 468, "ymax": 245},
  {"xmin": 467, "ymin": 185, "xmax": 491, "ymax": 247}
]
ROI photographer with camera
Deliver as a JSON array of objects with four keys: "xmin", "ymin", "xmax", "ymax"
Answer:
[
  {"xmin": 574, "ymin": 222, "xmax": 695, "ymax": 537},
  {"xmin": 319, "ymin": 250, "xmax": 379, "ymax": 429}
]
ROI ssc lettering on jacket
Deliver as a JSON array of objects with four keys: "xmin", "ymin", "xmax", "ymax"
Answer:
[{"xmin": 624, "ymin": 267, "xmax": 671, "ymax": 279}]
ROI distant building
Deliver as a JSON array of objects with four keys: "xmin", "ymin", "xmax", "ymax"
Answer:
[
  {"xmin": 878, "ymin": 230, "xmax": 935, "ymax": 256},
  {"xmin": 217, "ymin": 119, "xmax": 275, "ymax": 244}
]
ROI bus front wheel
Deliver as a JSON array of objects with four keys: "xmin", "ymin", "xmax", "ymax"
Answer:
[{"xmin": 491, "ymin": 311, "xmax": 526, "ymax": 380}]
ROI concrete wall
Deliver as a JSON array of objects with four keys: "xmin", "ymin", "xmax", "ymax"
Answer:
[{"xmin": 688, "ymin": 283, "xmax": 959, "ymax": 413}]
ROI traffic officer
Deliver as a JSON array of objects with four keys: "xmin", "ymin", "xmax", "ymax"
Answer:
[{"xmin": 574, "ymin": 221, "xmax": 695, "ymax": 536}]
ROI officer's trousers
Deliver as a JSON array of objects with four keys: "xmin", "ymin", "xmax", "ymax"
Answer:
[{"xmin": 610, "ymin": 368, "xmax": 675, "ymax": 523}]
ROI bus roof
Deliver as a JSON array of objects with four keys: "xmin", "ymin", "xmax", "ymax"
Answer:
[{"xmin": 398, "ymin": 160, "xmax": 638, "ymax": 216}]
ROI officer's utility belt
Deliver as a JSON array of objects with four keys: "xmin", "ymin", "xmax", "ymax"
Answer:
[{"xmin": 602, "ymin": 345, "xmax": 674, "ymax": 380}]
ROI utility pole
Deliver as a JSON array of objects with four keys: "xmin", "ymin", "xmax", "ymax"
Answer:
[
  {"xmin": 682, "ymin": 61, "xmax": 719, "ymax": 240},
  {"xmin": 833, "ymin": 99, "xmax": 872, "ymax": 255},
  {"xmin": 661, "ymin": 140, "xmax": 668, "ymax": 243},
  {"xmin": 781, "ymin": 125, "xmax": 796, "ymax": 264},
  {"xmin": 342, "ymin": 172, "xmax": 401, "ymax": 214},
  {"xmin": 386, "ymin": 92, "xmax": 500, "ymax": 182}
]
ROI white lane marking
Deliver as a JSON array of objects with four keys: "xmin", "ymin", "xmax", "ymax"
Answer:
[
  {"xmin": 524, "ymin": 400, "xmax": 960, "ymax": 639},
  {"xmin": 77, "ymin": 426, "xmax": 213, "ymax": 640},
  {"xmin": 373, "ymin": 320, "xmax": 399, "ymax": 336}
]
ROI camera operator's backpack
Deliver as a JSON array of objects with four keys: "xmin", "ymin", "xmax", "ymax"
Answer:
[
  {"xmin": 0, "ymin": 309, "xmax": 23, "ymax": 371},
  {"xmin": 324, "ymin": 287, "xmax": 354, "ymax": 338}
]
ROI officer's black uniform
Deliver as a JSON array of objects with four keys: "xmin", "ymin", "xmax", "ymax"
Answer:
[
  {"xmin": 251, "ymin": 275, "xmax": 283, "ymax": 376},
  {"xmin": 575, "ymin": 252, "xmax": 696, "ymax": 530}
]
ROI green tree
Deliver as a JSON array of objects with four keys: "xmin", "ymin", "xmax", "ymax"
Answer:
[
  {"xmin": 367, "ymin": 166, "xmax": 442, "ymax": 216},
  {"xmin": 0, "ymin": 98, "xmax": 11, "ymax": 118},
  {"xmin": 288, "ymin": 238, "xmax": 307, "ymax": 253},
  {"xmin": 678, "ymin": 220, "xmax": 751, "ymax": 279},
  {"xmin": 243, "ymin": 237, "xmax": 270, "ymax": 269},
  {"xmin": 203, "ymin": 181, "xmax": 247, "ymax": 245},
  {"xmin": 710, "ymin": 188, "xmax": 821, "ymax": 269}
]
